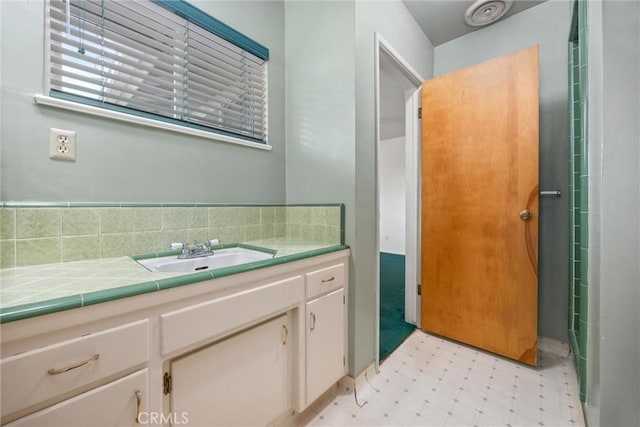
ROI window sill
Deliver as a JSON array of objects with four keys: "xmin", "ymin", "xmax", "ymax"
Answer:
[{"xmin": 33, "ymin": 95, "xmax": 272, "ymax": 152}]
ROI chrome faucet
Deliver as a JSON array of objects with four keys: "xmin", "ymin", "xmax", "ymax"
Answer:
[{"xmin": 171, "ymin": 241, "xmax": 215, "ymax": 259}]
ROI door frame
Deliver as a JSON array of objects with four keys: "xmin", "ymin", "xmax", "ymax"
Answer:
[{"xmin": 374, "ymin": 33, "xmax": 424, "ymax": 366}]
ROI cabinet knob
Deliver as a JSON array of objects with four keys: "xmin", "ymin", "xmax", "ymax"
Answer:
[{"xmin": 281, "ymin": 325, "xmax": 288, "ymax": 345}]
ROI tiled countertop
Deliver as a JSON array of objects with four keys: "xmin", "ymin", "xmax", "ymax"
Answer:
[{"xmin": 0, "ymin": 238, "xmax": 348, "ymax": 324}]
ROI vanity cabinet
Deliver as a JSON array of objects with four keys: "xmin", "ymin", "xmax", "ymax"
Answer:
[
  {"xmin": 169, "ymin": 313, "xmax": 291, "ymax": 426},
  {"xmin": 0, "ymin": 249, "xmax": 349, "ymax": 426}
]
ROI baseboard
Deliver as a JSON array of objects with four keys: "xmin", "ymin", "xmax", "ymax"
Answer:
[
  {"xmin": 339, "ymin": 361, "xmax": 377, "ymax": 393},
  {"xmin": 538, "ymin": 336, "xmax": 571, "ymax": 358},
  {"xmin": 279, "ymin": 369, "xmax": 371, "ymax": 427}
]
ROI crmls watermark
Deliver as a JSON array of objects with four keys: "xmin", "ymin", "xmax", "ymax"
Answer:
[{"xmin": 138, "ymin": 412, "xmax": 189, "ymax": 425}]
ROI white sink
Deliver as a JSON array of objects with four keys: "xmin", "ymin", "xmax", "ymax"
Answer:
[{"xmin": 137, "ymin": 247, "xmax": 273, "ymax": 273}]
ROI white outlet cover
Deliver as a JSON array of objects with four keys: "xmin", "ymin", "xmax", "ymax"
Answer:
[{"xmin": 49, "ymin": 128, "xmax": 76, "ymax": 161}]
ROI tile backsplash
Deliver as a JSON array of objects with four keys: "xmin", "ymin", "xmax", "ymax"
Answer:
[{"xmin": 0, "ymin": 204, "xmax": 343, "ymax": 268}]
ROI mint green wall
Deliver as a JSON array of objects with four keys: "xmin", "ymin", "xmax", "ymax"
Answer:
[
  {"xmin": 353, "ymin": 1, "xmax": 433, "ymax": 375},
  {"xmin": 434, "ymin": 0, "xmax": 573, "ymax": 343},
  {"xmin": 0, "ymin": 0, "xmax": 3, "ymax": 198},
  {"xmin": 284, "ymin": 1, "xmax": 356, "ymax": 206},
  {"xmin": 284, "ymin": 0, "xmax": 358, "ymax": 373},
  {"xmin": 0, "ymin": 0, "xmax": 285, "ymax": 203},
  {"xmin": 285, "ymin": 0, "xmax": 434, "ymax": 376},
  {"xmin": 585, "ymin": 1, "xmax": 640, "ymax": 425}
]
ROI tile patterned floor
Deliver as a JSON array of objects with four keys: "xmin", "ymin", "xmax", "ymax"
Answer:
[{"xmin": 303, "ymin": 330, "xmax": 585, "ymax": 427}]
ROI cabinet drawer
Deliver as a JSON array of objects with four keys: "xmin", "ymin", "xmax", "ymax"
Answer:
[
  {"xmin": 1, "ymin": 320, "xmax": 148, "ymax": 419},
  {"xmin": 161, "ymin": 275, "xmax": 303, "ymax": 355},
  {"xmin": 306, "ymin": 263, "xmax": 345, "ymax": 299},
  {"xmin": 6, "ymin": 369, "xmax": 148, "ymax": 427}
]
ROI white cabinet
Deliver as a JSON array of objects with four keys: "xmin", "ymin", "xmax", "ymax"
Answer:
[
  {"xmin": 1, "ymin": 250, "xmax": 350, "ymax": 426},
  {"xmin": 305, "ymin": 288, "xmax": 346, "ymax": 405},
  {"xmin": 6, "ymin": 369, "xmax": 148, "ymax": 427},
  {"xmin": 169, "ymin": 314, "xmax": 291, "ymax": 426}
]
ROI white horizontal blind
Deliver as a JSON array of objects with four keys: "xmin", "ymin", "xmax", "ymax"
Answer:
[{"xmin": 47, "ymin": 0, "xmax": 267, "ymax": 143}]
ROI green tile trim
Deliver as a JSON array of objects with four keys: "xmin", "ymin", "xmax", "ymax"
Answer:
[
  {"xmin": 237, "ymin": 243, "xmax": 278, "ymax": 255},
  {"xmin": 568, "ymin": 0, "xmax": 578, "ymax": 42},
  {"xmin": 569, "ymin": 329, "xmax": 580, "ymax": 363},
  {"xmin": 237, "ymin": 256, "xmax": 291, "ymax": 272},
  {"xmin": 281, "ymin": 245, "xmax": 350, "ymax": 263},
  {"xmin": 0, "ymin": 295, "xmax": 83, "ymax": 323},
  {"xmin": 340, "ymin": 204, "xmax": 346, "ymax": 245},
  {"xmin": 131, "ymin": 249, "xmax": 182, "ymax": 261},
  {"xmin": 157, "ymin": 272, "xmax": 215, "ymax": 290},
  {"xmin": 67, "ymin": 202, "xmax": 122, "ymax": 208},
  {"xmin": 0, "ymin": 245, "xmax": 350, "ymax": 324},
  {"xmin": 210, "ymin": 263, "xmax": 254, "ymax": 279},
  {"xmin": 82, "ymin": 281, "xmax": 159, "ymax": 306}
]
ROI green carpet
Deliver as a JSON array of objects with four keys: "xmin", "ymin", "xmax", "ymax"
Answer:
[{"xmin": 379, "ymin": 252, "xmax": 415, "ymax": 360}]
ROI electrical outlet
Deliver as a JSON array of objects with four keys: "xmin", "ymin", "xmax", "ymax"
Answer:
[{"xmin": 49, "ymin": 128, "xmax": 76, "ymax": 161}]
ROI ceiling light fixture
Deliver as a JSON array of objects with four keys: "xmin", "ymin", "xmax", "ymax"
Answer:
[{"xmin": 464, "ymin": 0, "xmax": 514, "ymax": 27}]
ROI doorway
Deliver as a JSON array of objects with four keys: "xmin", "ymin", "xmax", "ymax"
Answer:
[{"xmin": 375, "ymin": 34, "xmax": 424, "ymax": 362}]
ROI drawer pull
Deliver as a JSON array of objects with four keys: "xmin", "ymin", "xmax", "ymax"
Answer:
[
  {"xmin": 135, "ymin": 390, "xmax": 142, "ymax": 423},
  {"xmin": 47, "ymin": 353, "xmax": 100, "ymax": 375},
  {"xmin": 282, "ymin": 325, "xmax": 288, "ymax": 345},
  {"xmin": 321, "ymin": 276, "xmax": 335, "ymax": 283},
  {"xmin": 310, "ymin": 312, "xmax": 316, "ymax": 331}
]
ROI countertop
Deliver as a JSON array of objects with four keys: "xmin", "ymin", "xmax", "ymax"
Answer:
[{"xmin": 0, "ymin": 237, "xmax": 349, "ymax": 324}]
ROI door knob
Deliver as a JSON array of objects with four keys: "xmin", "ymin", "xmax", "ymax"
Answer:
[{"xmin": 519, "ymin": 209, "xmax": 533, "ymax": 221}]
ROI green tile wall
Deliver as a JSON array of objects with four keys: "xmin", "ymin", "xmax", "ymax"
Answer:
[
  {"xmin": 0, "ymin": 205, "xmax": 343, "ymax": 268},
  {"xmin": 286, "ymin": 206, "xmax": 341, "ymax": 244},
  {"xmin": 568, "ymin": 0, "xmax": 589, "ymax": 403}
]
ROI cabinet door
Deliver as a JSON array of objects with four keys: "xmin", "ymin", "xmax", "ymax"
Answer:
[
  {"xmin": 6, "ymin": 370, "xmax": 148, "ymax": 427},
  {"xmin": 170, "ymin": 314, "xmax": 290, "ymax": 426},
  {"xmin": 306, "ymin": 288, "xmax": 345, "ymax": 405}
]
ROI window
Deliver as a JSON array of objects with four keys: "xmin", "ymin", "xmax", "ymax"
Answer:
[{"xmin": 45, "ymin": 0, "xmax": 269, "ymax": 145}]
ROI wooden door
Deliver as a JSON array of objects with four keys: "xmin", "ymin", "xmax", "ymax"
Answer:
[{"xmin": 421, "ymin": 45, "xmax": 539, "ymax": 366}]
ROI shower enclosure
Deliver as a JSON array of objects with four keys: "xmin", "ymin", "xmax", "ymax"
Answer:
[{"xmin": 568, "ymin": 0, "xmax": 588, "ymax": 403}]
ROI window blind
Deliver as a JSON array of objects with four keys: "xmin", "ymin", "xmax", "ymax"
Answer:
[{"xmin": 47, "ymin": 0, "xmax": 268, "ymax": 144}]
